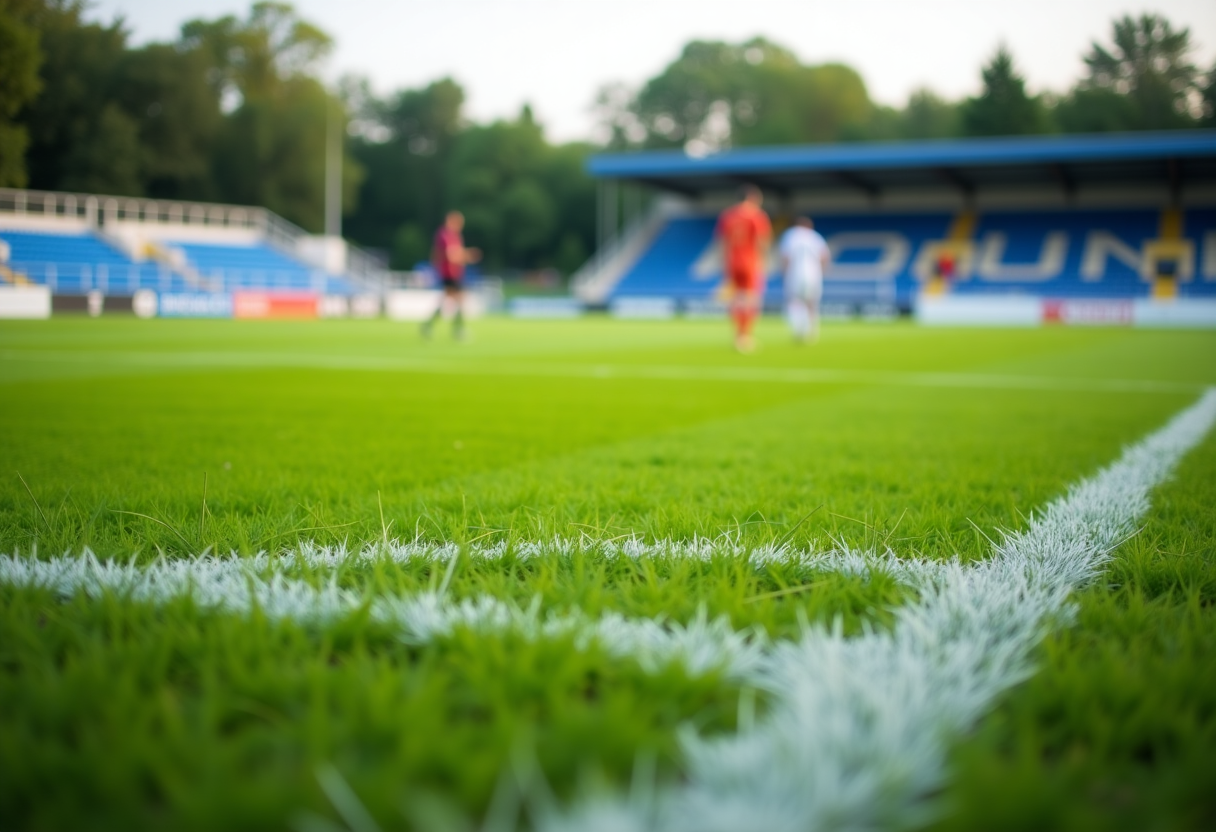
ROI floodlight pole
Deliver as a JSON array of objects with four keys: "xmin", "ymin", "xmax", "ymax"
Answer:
[{"xmin": 325, "ymin": 98, "xmax": 342, "ymax": 238}]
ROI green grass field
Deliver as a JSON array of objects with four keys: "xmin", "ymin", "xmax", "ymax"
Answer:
[{"xmin": 2, "ymin": 316, "xmax": 1215, "ymax": 831}]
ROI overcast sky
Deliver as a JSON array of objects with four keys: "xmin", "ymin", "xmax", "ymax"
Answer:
[{"xmin": 88, "ymin": 0, "xmax": 1216, "ymax": 143}]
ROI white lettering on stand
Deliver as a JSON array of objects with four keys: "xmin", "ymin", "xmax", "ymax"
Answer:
[
  {"xmin": 977, "ymin": 231, "xmax": 1068, "ymax": 282},
  {"xmin": 825, "ymin": 232, "xmax": 910, "ymax": 280},
  {"xmin": 1080, "ymin": 232, "xmax": 1145, "ymax": 281}
]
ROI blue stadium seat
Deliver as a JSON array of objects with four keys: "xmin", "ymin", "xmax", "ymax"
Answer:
[
  {"xmin": 1183, "ymin": 209, "xmax": 1216, "ymax": 298},
  {"xmin": 605, "ymin": 208, "xmax": 1216, "ymax": 306},
  {"xmin": 957, "ymin": 209, "xmax": 1157, "ymax": 299},
  {"xmin": 0, "ymin": 229, "xmax": 359, "ymax": 295},
  {"xmin": 0, "ymin": 229, "xmax": 157, "ymax": 293},
  {"xmin": 611, "ymin": 213, "xmax": 951, "ymax": 307},
  {"xmin": 171, "ymin": 241, "xmax": 320, "ymax": 292}
]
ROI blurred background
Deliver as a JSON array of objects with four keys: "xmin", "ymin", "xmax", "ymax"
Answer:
[{"xmin": 2, "ymin": 0, "xmax": 1213, "ymax": 285}]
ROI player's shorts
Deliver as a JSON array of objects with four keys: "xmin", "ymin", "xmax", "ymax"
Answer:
[
  {"xmin": 786, "ymin": 276, "xmax": 823, "ymax": 302},
  {"xmin": 441, "ymin": 277, "xmax": 463, "ymax": 292},
  {"xmin": 727, "ymin": 265, "xmax": 762, "ymax": 293}
]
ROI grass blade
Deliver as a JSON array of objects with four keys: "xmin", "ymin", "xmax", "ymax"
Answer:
[
  {"xmin": 16, "ymin": 471, "xmax": 50, "ymax": 531},
  {"xmin": 110, "ymin": 509, "xmax": 193, "ymax": 551}
]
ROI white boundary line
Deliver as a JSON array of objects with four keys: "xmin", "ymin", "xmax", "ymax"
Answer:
[
  {"xmin": 0, "ymin": 550, "xmax": 769, "ymax": 681},
  {"xmin": 0, "ymin": 348, "xmax": 1203, "ymax": 394},
  {"xmin": 2, "ymin": 388, "xmax": 1214, "ymax": 830},
  {"xmin": 541, "ymin": 387, "xmax": 1216, "ymax": 831},
  {"xmin": 0, "ymin": 540, "xmax": 945, "ymax": 682}
]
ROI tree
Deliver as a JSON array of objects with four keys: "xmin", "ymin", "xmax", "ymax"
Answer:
[
  {"xmin": 625, "ymin": 38, "xmax": 878, "ymax": 151},
  {"xmin": 591, "ymin": 82, "xmax": 645, "ymax": 150},
  {"xmin": 1053, "ymin": 87, "xmax": 1137, "ymax": 133},
  {"xmin": 180, "ymin": 1, "xmax": 332, "ymax": 104},
  {"xmin": 390, "ymin": 223, "xmax": 428, "ymax": 270},
  {"xmin": 344, "ymin": 80, "xmax": 595, "ymax": 275},
  {"xmin": 211, "ymin": 77, "xmax": 331, "ymax": 228},
  {"xmin": 960, "ymin": 45, "xmax": 1050, "ymax": 136},
  {"xmin": 181, "ymin": 2, "xmax": 360, "ymax": 230},
  {"xmin": 446, "ymin": 108, "xmax": 552, "ymax": 269},
  {"xmin": 1201, "ymin": 61, "xmax": 1216, "ymax": 127},
  {"xmin": 898, "ymin": 89, "xmax": 960, "ymax": 140},
  {"xmin": 345, "ymin": 76, "xmax": 465, "ymax": 258},
  {"xmin": 1056, "ymin": 13, "xmax": 1200, "ymax": 132},
  {"xmin": 739, "ymin": 61, "xmax": 874, "ymax": 145},
  {"xmin": 18, "ymin": 0, "xmax": 143, "ymax": 194},
  {"xmin": 531, "ymin": 141, "xmax": 595, "ymax": 273},
  {"xmin": 376, "ymin": 77, "xmax": 464, "ymax": 158},
  {"xmin": 113, "ymin": 44, "xmax": 223, "ymax": 200},
  {"xmin": 0, "ymin": 0, "xmax": 44, "ymax": 186}
]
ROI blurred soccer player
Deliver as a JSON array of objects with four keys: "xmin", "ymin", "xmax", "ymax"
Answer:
[
  {"xmin": 422, "ymin": 211, "xmax": 481, "ymax": 340},
  {"xmin": 715, "ymin": 185, "xmax": 771, "ymax": 352},
  {"xmin": 778, "ymin": 216, "xmax": 830, "ymax": 343}
]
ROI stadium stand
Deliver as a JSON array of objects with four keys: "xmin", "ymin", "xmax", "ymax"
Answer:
[
  {"xmin": 577, "ymin": 131, "xmax": 1216, "ymax": 317},
  {"xmin": 0, "ymin": 228, "xmax": 363, "ymax": 295},
  {"xmin": 0, "ymin": 188, "xmax": 386, "ymax": 301},
  {"xmin": 0, "ymin": 229, "xmax": 172, "ymax": 293},
  {"xmin": 600, "ymin": 207, "xmax": 1216, "ymax": 308},
  {"xmin": 169, "ymin": 241, "xmax": 354, "ymax": 294}
]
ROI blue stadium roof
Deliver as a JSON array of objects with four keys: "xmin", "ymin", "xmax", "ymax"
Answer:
[{"xmin": 588, "ymin": 130, "xmax": 1216, "ymax": 198}]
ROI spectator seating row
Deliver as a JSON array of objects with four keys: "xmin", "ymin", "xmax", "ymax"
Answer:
[
  {"xmin": 609, "ymin": 208, "xmax": 1216, "ymax": 306},
  {"xmin": 0, "ymin": 229, "xmax": 358, "ymax": 295}
]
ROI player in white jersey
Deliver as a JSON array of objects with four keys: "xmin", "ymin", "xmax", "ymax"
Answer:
[{"xmin": 778, "ymin": 217, "xmax": 831, "ymax": 343}]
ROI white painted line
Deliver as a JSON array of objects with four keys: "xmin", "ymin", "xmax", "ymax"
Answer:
[
  {"xmin": 0, "ymin": 348, "xmax": 1204, "ymax": 394},
  {"xmin": 0, "ymin": 534, "xmax": 946, "ymax": 685},
  {"xmin": 0, "ymin": 549, "xmax": 768, "ymax": 681},
  {"xmin": 540, "ymin": 387, "xmax": 1216, "ymax": 832},
  {"xmin": 2, "ymin": 389, "xmax": 1213, "ymax": 830}
]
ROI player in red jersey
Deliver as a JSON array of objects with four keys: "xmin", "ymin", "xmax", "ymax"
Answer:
[
  {"xmin": 422, "ymin": 211, "xmax": 481, "ymax": 340},
  {"xmin": 715, "ymin": 185, "xmax": 772, "ymax": 352}
]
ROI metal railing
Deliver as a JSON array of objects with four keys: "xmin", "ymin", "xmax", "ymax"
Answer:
[
  {"xmin": 7, "ymin": 262, "xmax": 165, "ymax": 294},
  {"xmin": 570, "ymin": 202, "xmax": 676, "ymax": 303},
  {"xmin": 0, "ymin": 188, "xmax": 98, "ymax": 224},
  {"xmin": 0, "ymin": 187, "xmax": 276, "ymax": 233},
  {"xmin": 340, "ymin": 243, "xmax": 395, "ymax": 292}
]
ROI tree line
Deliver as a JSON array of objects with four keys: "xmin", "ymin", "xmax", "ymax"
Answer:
[
  {"xmin": 0, "ymin": 0, "xmax": 360, "ymax": 229},
  {"xmin": 0, "ymin": 0, "xmax": 596, "ymax": 273},
  {"xmin": 1, "ymin": 1, "xmax": 1213, "ymax": 274},
  {"xmin": 600, "ymin": 17, "xmax": 1215, "ymax": 151}
]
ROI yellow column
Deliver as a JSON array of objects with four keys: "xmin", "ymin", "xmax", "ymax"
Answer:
[{"xmin": 1151, "ymin": 208, "xmax": 1183, "ymax": 300}]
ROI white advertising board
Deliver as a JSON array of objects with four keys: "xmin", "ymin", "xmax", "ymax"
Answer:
[
  {"xmin": 0, "ymin": 286, "xmax": 51, "ymax": 318},
  {"xmin": 609, "ymin": 296, "xmax": 677, "ymax": 319},
  {"xmin": 386, "ymin": 289, "xmax": 486, "ymax": 321},
  {"xmin": 1133, "ymin": 299, "xmax": 1216, "ymax": 328},
  {"xmin": 918, "ymin": 295, "xmax": 1216, "ymax": 329},
  {"xmin": 916, "ymin": 295, "xmax": 1041, "ymax": 327}
]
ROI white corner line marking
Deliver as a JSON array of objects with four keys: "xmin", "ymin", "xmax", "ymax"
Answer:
[
  {"xmin": 538, "ymin": 386, "xmax": 1216, "ymax": 832},
  {"xmin": 2, "ymin": 388, "xmax": 1214, "ymax": 831}
]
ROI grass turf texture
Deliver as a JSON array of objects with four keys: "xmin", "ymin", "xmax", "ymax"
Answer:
[{"xmin": 1, "ymin": 317, "xmax": 1214, "ymax": 830}]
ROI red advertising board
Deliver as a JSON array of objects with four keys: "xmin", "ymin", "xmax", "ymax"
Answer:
[{"xmin": 233, "ymin": 291, "xmax": 319, "ymax": 319}]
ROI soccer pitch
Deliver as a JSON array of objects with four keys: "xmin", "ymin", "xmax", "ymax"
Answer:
[{"xmin": 2, "ymin": 317, "xmax": 1215, "ymax": 831}]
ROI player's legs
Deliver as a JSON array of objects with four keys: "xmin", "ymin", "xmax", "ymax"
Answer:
[
  {"xmin": 806, "ymin": 281, "xmax": 822, "ymax": 343},
  {"xmin": 422, "ymin": 280, "xmax": 463, "ymax": 338},
  {"xmin": 450, "ymin": 286, "xmax": 467, "ymax": 339},
  {"xmin": 421, "ymin": 297, "xmax": 443, "ymax": 338},
  {"xmin": 729, "ymin": 267, "xmax": 761, "ymax": 352},
  {"xmin": 786, "ymin": 295, "xmax": 809, "ymax": 341},
  {"xmin": 732, "ymin": 294, "xmax": 759, "ymax": 352}
]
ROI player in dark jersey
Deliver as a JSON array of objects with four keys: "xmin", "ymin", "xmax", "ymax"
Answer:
[
  {"xmin": 422, "ymin": 211, "xmax": 481, "ymax": 340},
  {"xmin": 715, "ymin": 185, "xmax": 772, "ymax": 352}
]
